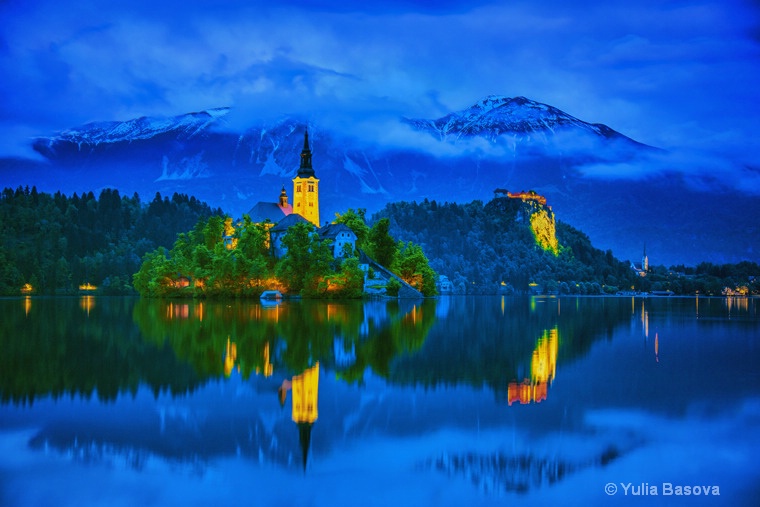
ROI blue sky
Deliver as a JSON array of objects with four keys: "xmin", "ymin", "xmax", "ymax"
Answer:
[{"xmin": 1, "ymin": 0, "xmax": 759, "ymax": 189}]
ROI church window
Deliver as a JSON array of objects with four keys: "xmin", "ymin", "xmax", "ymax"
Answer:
[{"xmin": 308, "ymin": 184, "xmax": 314, "ymax": 192}]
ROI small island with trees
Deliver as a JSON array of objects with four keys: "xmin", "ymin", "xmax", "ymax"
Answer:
[{"xmin": 132, "ymin": 210, "xmax": 437, "ymax": 299}]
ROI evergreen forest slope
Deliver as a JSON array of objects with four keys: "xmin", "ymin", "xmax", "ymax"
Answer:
[{"xmin": 373, "ymin": 197, "xmax": 640, "ymax": 295}]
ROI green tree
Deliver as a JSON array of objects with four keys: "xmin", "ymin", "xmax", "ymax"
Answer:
[
  {"xmin": 275, "ymin": 222, "xmax": 333, "ymax": 296},
  {"xmin": 368, "ymin": 218, "xmax": 397, "ymax": 267},
  {"xmin": 395, "ymin": 241, "xmax": 438, "ymax": 296}
]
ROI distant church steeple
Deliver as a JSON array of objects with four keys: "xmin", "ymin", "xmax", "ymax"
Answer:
[
  {"xmin": 292, "ymin": 128, "xmax": 320, "ymax": 227},
  {"xmin": 642, "ymin": 244, "xmax": 649, "ymax": 272}
]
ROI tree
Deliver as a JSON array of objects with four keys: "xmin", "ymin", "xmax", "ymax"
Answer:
[
  {"xmin": 368, "ymin": 218, "xmax": 397, "ymax": 267},
  {"xmin": 395, "ymin": 241, "xmax": 438, "ymax": 296},
  {"xmin": 275, "ymin": 222, "xmax": 332, "ymax": 296}
]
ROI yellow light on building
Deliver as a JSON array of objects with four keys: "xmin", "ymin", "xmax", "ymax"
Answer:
[{"xmin": 20, "ymin": 283, "xmax": 33, "ymax": 294}]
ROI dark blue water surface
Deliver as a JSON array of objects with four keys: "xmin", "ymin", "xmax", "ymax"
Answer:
[{"xmin": 1, "ymin": 295, "xmax": 758, "ymax": 506}]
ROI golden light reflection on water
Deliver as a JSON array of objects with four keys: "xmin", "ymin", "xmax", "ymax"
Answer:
[
  {"xmin": 223, "ymin": 337, "xmax": 238, "ymax": 377},
  {"xmin": 725, "ymin": 295, "xmax": 749, "ymax": 316},
  {"xmin": 80, "ymin": 296, "xmax": 94, "ymax": 315},
  {"xmin": 278, "ymin": 363, "xmax": 320, "ymax": 470},
  {"xmin": 508, "ymin": 327, "xmax": 558, "ymax": 406}
]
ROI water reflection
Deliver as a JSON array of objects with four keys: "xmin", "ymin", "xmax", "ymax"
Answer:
[
  {"xmin": 2, "ymin": 296, "xmax": 760, "ymax": 506},
  {"xmin": 279, "ymin": 363, "xmax": 320, "ymax": 470},
  {"xmin": 507, "ymin": 327, "xmax": 558, "ymax": 406},
  {"xmin": 80, "ymin": 295, "xmax": 95, "ymax": 315}
]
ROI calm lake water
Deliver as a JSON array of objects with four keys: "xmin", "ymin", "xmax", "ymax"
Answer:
[{"xmin": 1, "ymin": 295, "xmax": 759, "ymax": 506}]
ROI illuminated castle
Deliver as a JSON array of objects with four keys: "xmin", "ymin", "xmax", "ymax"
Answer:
[{"xmin": 494, "ymin": 188, "xmax": 548, "ymax": 207}]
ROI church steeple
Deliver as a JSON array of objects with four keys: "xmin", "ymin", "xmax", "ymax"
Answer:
[
  {"xmin": 298, "ymin": 129, "xmax": 315, "ymax": 178},
  {"xmin": 292, "ymin": 128, "xmax": 320, "ymax": 226}
]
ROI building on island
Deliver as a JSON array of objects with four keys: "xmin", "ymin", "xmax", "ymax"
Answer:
[
  {"xmin": 237, "ymin": 129, "xmax": 356, "ymax": 260},
  {"xmin": 292, "ymin": 129, "xmax": 320, "ymax": 227},
  {"xmin": 247, "ymin": 186, "xmax": 293, "ymax": 224},
  {"xmin": 318, "ymin": 223, "xmax": 358, "ymax": 258}
]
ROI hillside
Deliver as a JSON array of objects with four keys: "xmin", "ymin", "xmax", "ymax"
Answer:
[{"xmin": 371, "ymin": 194, "xmax": 637, "ymax": 295}]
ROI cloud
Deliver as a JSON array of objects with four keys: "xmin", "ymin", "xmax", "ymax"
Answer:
[{"xmin": 578, "ymin": 147, "xmax": 760, "ymax": 195}]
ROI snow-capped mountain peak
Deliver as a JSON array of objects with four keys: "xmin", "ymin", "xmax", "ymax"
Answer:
[
  {"xmin": 403, "ymin": 95, "xmax": 634, "ymax": 144},
  {"xmin": 38, "ymin": 107, "xmax": 231, "ymax": 149}
]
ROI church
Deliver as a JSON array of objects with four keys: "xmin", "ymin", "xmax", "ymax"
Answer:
[{"xmin": 245, "ymin": 129, "xmax": 357, "ymax": 259}]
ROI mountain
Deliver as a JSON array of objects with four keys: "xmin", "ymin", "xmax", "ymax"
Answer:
[
  {"xmin": 404, "ymin": 95, "xmax": 646, "ymax": 147},
  {"xmin": 1, "ymin": 96, "xmax": 758, "ymax": 266}
]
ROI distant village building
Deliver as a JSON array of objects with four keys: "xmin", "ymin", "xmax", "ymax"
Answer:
[
  {"xmin": 631, "ymin": 245, "xmax": 649, "ymax": 277},
  {"xmin": 436, "ymin": 275, "xmax": 453, "ymax": 294}
]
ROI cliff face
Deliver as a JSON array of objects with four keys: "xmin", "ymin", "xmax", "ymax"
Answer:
[
  {"xmin": 529, "ymin": 207, "xmax": 559, "ymax": 255},
  {"xmin": 488, "ymin": 192, "xmax": 558, "ymax": 255}
]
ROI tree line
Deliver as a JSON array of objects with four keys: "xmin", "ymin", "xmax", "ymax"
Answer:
[{"xmin": 0, "ymin": 186, "xmax": 222, "ymax": 295}]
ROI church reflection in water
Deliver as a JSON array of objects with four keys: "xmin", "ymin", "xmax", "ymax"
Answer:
[
  {"xmin": 278, "ymin": 363, "xmax": 320, "ymax": 470},
  {"xmin": 507, "ymin": 327, "xmax": 558, "ymax": 406}
]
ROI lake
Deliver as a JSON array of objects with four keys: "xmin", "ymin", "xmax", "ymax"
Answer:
[{"xmin": 1, "ymin": 295, "xmax": 759, "ymax": 506}]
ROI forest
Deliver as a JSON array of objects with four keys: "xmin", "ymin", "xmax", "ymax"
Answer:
[{"xmin": 0, "ymin": 186, "xmax": 221, "ymax": 295}]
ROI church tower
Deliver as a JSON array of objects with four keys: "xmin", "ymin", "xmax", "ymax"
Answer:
[
  {"xmin": 642, "ymin": 244, "xmax": 649, "ymax": 272},
  {"xmin": 292, "ymin": 129, "xmax": 320, "ymax": 227}
]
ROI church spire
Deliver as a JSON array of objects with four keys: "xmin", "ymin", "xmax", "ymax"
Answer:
[{"xmin": 298, "ymin": 128, "xmax": 315, "ymax": 178}]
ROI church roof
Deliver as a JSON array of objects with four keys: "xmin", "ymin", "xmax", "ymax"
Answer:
[
  {"xmin": 271, "ymin": 213, "xmax": 310, "ymax": 233},
  {"xmin": 247, "ymin": 201, "xmax": 292, "ymax": 223}
]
